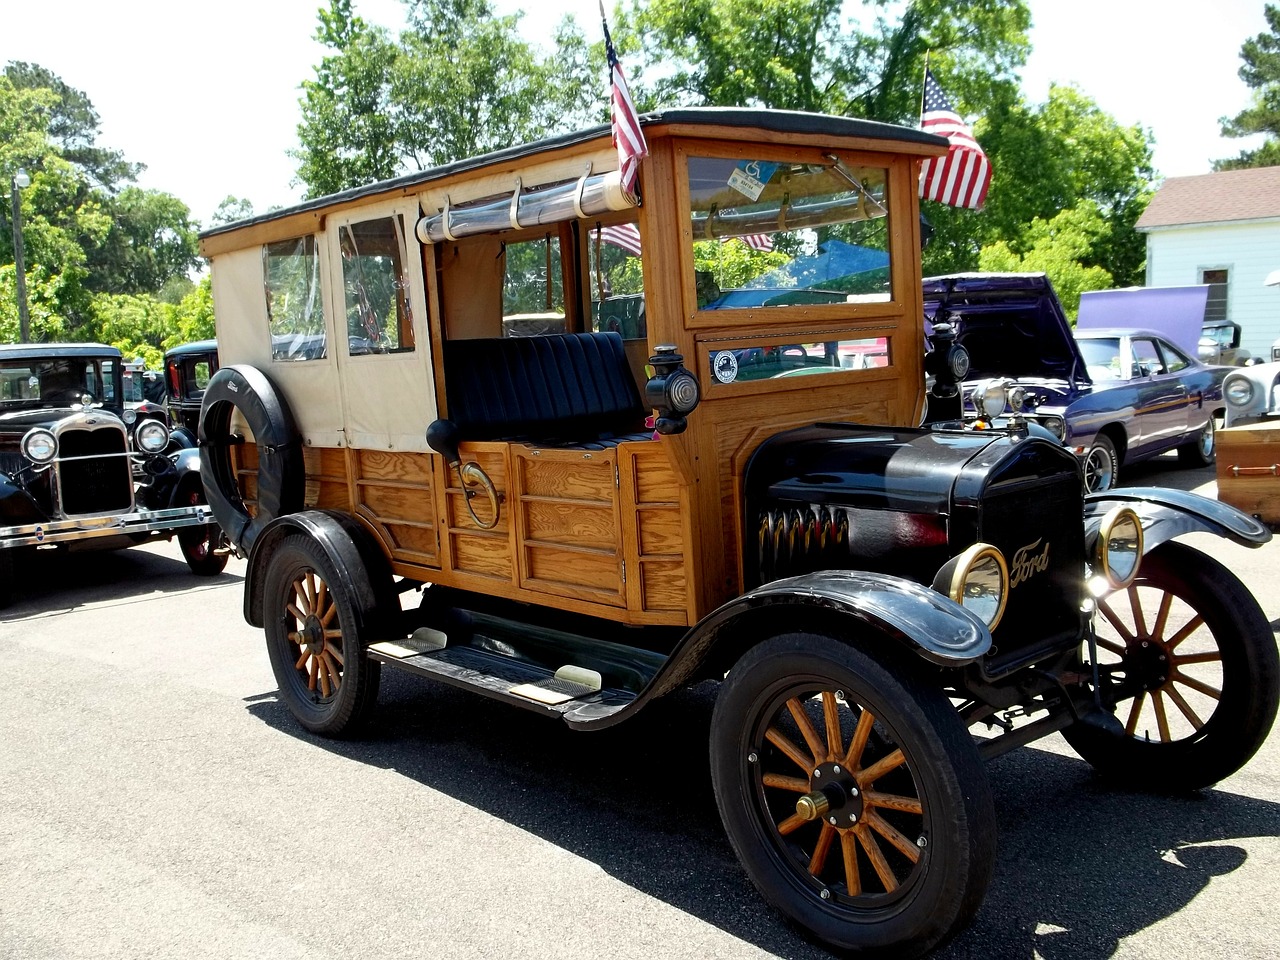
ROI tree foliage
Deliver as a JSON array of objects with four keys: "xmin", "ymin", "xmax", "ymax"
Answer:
[
  {"xmin": 1216, "ymin": 3, "xmax": 1280, "ymax": 170},
  {"xmin": 0, "ymin": 65, "xmax": 201, "ymax": 352}
]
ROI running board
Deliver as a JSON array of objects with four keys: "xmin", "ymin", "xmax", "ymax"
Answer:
[{"xmin": 368, "ymin": 632, "xmax": 633, "ymax": 722}]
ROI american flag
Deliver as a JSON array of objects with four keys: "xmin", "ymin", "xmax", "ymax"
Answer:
[
  {"xmin": 596, "ymin": 223, "xmax": 773, "ymax": 257},
  {"xmin": 602, "ymin": 7, "xmax": 648, "ymax": 197},
  {"xmin": 918, "ymin": 68, "xmax": 991, "ymax": 210}
]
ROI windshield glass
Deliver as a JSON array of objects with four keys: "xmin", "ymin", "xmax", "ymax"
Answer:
[
  {"xmin": 1077, "ymin": 338, "xmax": 1123, "ymax": 381},
  {"xmin": 687, "ymin": 156, "xmax": 891, "ymax": 311},
  {"xmin": 0, "ymin": 357, "xmax": 108, "ymax": 408}
]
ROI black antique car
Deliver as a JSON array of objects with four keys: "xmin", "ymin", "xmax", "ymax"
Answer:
[
  {"xmin": 163, "ymin": 339, "xmax": 219, "ymax": 446},
  {"xmin": 0, "ymin": 342, "xmax": 227, "ymax": 607},
  {"xmin": 197, "ymin": 109, "xmax": 1278, "ymax": 956}
]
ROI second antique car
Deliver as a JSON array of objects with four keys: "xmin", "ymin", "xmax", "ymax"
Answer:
[
  {"xmin": 0, "ymin": 342, "xmax": 227, "ymax": 607},
  {"xmin": 924, "ymin": 273, "xmax": 1228, "ymax": 492},
  {"xmin": 1216, "ymin": 360, "xmax": 1280, "ymax": 522},
  {"xmin": 163, "ymin": 338, "xmax": 219, "ymax": 446},
  {"xmin": 197, "ymin": 109, "xmax": 1276, "ymax": 956}
]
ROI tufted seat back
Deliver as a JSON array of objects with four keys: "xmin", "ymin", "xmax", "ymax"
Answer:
[{"xmin": 442, "ymin": 332, "xmax": 646, "ymax": 443}]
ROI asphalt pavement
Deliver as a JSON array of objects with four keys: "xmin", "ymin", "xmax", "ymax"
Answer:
[{"xmin": 2, "ymin": 454, "xmax": 1278, "ymax": 960}]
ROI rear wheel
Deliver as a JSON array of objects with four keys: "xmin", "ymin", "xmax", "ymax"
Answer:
[
  {"xmin": 1083, "ymin": 434, "xmax": 1119, "ymax": 492},
  {"xmin": 1064, "ymin": 541, "xmax": 1279, "ymax": 790},
  {"xmin": 710, "ymin": 633, "xmax": 994, "ymax": 957},
  {"xmin": 1177, "ymin": 414, "xmax": 1217, "ymax": 466},
  {"xmin": 264, "ymin": 534, "xmax": 381, "ymax": 736}
]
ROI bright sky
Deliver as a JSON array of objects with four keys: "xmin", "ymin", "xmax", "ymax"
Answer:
[{"xmin": 0, "ymin": 0, "xmax": 1269, "ymax": 226}]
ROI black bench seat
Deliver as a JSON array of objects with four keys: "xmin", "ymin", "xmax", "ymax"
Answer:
[{"xmin": 438, "ymin": 332, "xmax": 649, "ymax": 446}]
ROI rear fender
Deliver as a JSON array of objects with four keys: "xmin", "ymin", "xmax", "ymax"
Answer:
[
  {"xmin": 1085, "ymin": 486, "xmax": 1271, "ymax": 554},
  {"xmin": 243, "ymin": 510, "xmax": 398, "ymax": 636}
]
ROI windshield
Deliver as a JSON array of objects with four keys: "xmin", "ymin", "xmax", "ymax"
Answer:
[
  {"xmin": 0, "ymin": 357, "xmax": 109, "ymax": 409},
  {"xmin": 1077, "ymin": 338, "xmax": 1123, "ymax": 381},
  {"xmin": 686, "ymin": 156, "xmax": 892, "ymax": 311}
]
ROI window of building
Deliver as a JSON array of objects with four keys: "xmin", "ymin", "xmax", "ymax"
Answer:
[{"xmin": 1202, "ymin": 268, "xmax": 1228, "ymax": 324}]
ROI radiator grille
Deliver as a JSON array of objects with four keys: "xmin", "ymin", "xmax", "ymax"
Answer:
[
  {"xmin": 977, "ymin": 473, "xmax": 1084, "ymax": 655},
  {"xmin": 56, "ymin": 426, "xmax": 133, "ymax": 515}
]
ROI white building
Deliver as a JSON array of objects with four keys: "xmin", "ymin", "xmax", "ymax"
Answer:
[{"xmin": 1136, "ymin": 166, "xmax": 1280, "ymax": 356}]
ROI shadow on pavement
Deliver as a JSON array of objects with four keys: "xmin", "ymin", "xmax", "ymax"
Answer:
[
  {"xmin": 1, "ymin": 542, "xmax": 242, "ymax": 620},
  {"xmin": 247, "ymin": 669, "xmax": 1280, "ymax": 958}
]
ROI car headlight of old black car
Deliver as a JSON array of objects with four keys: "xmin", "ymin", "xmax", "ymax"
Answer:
[
  {"xmin": 21, "ymin": 427, "xmax": 58, "ymax": 464},
  {"xmin": 932, "ymin": 542, "xmax": 1008, "ymax": 629},
  {"xmin": 134, "ymin": 419, "xmax": 170, "ymax": 454}
]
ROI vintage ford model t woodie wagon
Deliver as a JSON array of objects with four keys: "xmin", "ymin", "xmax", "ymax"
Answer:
[{"xmin": 198, "ymin": 108, "xmax": 1279, "ymax": 956}]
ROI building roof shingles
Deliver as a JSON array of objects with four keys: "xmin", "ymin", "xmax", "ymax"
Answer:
[{"xmin": 1137, "ymin": 166, "xmax": 1280, "ymax": 230}]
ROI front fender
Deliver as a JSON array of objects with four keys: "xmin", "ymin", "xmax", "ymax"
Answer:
[
  {"xmin": 243, "ymin": 509, "xmax": 397, "ymax": 635},
  {"xmin": 1085, "ymin": 485, "xmax": 1271, "ymax": 554},
  {"xmin": 564, "ymin": 570, "xmax": 991, "ymax": 730},
  {"xmin": 0, "ymin": 472, "xmax": 45, "ymax": 528}
]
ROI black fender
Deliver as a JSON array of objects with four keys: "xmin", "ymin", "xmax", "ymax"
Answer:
[
  {"xmin": 163, "ymin": 448, "xmax": 207, "ymax": 509},
  {"xmin": 243, "ymin": 510, "xmax": 398, "ymax": 639},
  {"xmin": 565, "ymin": 570, "xmax": 991, "ymax": 729},
  {"xmin": 0, "ymin": 472, "xmax": 45, "ymax": 528},
  {"xmin": 1085, "ymin": 485, "xmax": 1271, "ymax": 554},
  {"xmin": 168, "ymin": 424, "xmax": 198, "ymax": 452},
  {"xmin": 199, "ymin": 365, "xmax": 304, "ymax": 554}
]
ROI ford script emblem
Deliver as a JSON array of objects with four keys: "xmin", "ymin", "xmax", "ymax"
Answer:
[{"xmin": 1010, "ymin": 538, "xmax": 1050, "ymax": 587}]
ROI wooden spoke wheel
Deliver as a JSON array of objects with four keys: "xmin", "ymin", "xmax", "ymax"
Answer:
[
  {"xmin": 710, "ymin": 633, "xmax": 994, "ymax": 956},
  {"xmin": 264, "ymin": 533, "xmax": 380, "ymax": 736},
  {"xmin": 1064, "ymin": 541, "xmax": 1279, "ymax": 790},
  {"xmin": 177, "ymin": 486, "xmax": 228, "ymax": 577}
]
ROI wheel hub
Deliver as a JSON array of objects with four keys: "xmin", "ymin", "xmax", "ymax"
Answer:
[
  {"xmin": 1123, "ymin": 638, "xmax": 1170, "ymax": 691},
  {"xmin": 798, "ymin": 761, "xmax": 863, "ymax": 829},
  {"xmin": 300, "ymin": 616, "xmax": 326, "ymax": 656}
]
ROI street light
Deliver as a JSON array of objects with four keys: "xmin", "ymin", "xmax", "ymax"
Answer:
[{"xmin": 9, "ymin": 167, "xmax": 31, "ymax": 343}]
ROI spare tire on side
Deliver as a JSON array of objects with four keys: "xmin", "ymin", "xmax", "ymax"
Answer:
[{"xmin": 198, "ymin": 365, "xmax": 305, "ymax": 555}]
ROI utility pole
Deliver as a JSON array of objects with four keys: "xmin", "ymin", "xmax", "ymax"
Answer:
[{"xmin": 9, "ymin": 168, "xmax": 31, "ymax": 343}]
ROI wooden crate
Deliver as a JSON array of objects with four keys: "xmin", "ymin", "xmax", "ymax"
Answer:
[{"xmin": 1216, "ymin": 422, "xmax": 1280, "ymax": 523}]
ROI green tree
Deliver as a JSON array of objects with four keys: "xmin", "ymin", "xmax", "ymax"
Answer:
[
  {"xmin": 85, "ymin": 186, "xmax": 200, "ymax": 295},
  {"xmin": 1216, "ymin": 4, "xmax": 1280, "ymax": 170},
  {"xmin": 211, "ymin": 195, "xmax": 256, "ymax": 227}
]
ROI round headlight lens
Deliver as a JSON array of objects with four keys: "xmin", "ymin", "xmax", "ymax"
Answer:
[
  {"xmin": 978, "ymin": 380, "xmax": 1008, "ymax": 419},
  {"xmin": 933, "ymin": 542, "xmax": 1009, "ymax": 630},
  {"xmin": 123, "ymin": 407, "xmax": 138, "ymax": 424},
  {"xmin": 1225, "ymin": 376, "xmax": 1255, "ymax": 407},
  {"xmin": 1096, "ymin": 505, "xmax": 1143, "ymax": 590},
  {"xmin": 948, "ymin": 343, "xmax": 971, "ymax": 380},
  {"xmin": 22, "ymin": 427, "xmax": 58, "ymax": 464},
  {"xmin": 666, "ymin": 368, "xmax": 701, "ymax": 415},
  {"xmin": 136, "ymin": 419, "xmax": 170, "ymax": 453}
]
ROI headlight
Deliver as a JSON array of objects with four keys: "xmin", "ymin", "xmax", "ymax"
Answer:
[
  {"xmin": 933, "ymin": 542, "xmax": 1009, "ymax": 630},
  {"xmin": 1094, "ymin": 505, "xmax": 1143, "ymax": 590},
  {"xmin": 123, "ymin": 408, "xmax": 138, "ymax": 424},
  {"xmin": 977, "ymin": 380, "xmax": 1009, "ymax": 419},
  {"xmin": 1036, "ymin": 415, "xmax": 1065, "ymax": 439},
  {"xmin": 22, "ymin": 427, "xmax": 58, "ymax": 464},
  {"xmin": 948, "ymin": 343, "xmax": 971, "ymax": 380},
  {"xmin": 1224, "ymin": 376, "xmax": 1255, "ymax": 407},
  {"xmin": 135, "ymin": 419, "xmax": 170, "ymax": 453}
]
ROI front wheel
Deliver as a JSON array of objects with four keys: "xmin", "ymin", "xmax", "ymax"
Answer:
[
  {"xmin": 1064, "ymin": 541, "xmax": 1279, "ymax": 790},
  {"xmin": 177, "ymin": 486, "xmax": 228, "ymax": 577},
  {"xmin": 710, "ymin": 633, "xmax": 994, "ymax": 957},
  {"xmin": 1083, "ymin": 434, "xmax": 1119, "ymax": 492},
  {"xmin": 264, "ymin": 533, "xmax": 381, "ymax": 736}
]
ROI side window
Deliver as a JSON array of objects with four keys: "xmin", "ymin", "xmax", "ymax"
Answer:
[
  {"xmin": 502, "ymin": 233, "xmax": 565, "ymax": 336},
  {"xmin": 588, "ymin": 221, "xmax": 646, "ymax": 340},
  {"xmin": 265, "ymin": 236, "xmax": 327, "ymax": 362},
  {"xmin": 1161, "ymin": 340, "xmax": 1192, "ymax": 374},
  {"xmin": 340, "ymin": 216, "xmax": 415, "ymax": 355},
  {"xmin": 1131, "ymin": 339, "xmax": 1166, "ymax": 377}
]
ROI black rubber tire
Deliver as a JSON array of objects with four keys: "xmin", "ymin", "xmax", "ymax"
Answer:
[
  {"xmin": 1082, "ymin": 434, "xmax": 1119, "ymax": 493},
  {"xmin": 1063, "ymin": 541, "xmax": 1279, "ymax": 790},
  {"xmin": 710, "ymin": 633, "xmax": 994, "ymax": 958},
  {"xmin": 263, "ymin": 533, "xmax": 381, "ymax": 736},
  {"xmin": 175, "ymin": 483, "xmax": 228, "ymax": 577},
  {"xmin": 198, "ymin": 365, "xmax": 304, "ymax": 555},
  {"xmin": 1177, "ymin": 414, "xmax": 1217, "ymax": 467}
]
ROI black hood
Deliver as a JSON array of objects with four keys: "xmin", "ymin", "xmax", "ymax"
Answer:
[{"xmin": 923, "ymin": 273, "xmax": 1090, "ymax": 384}]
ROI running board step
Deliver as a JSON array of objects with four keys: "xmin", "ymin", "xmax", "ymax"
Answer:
[{"xmin": 368, "ymin": 636, "xmax": 631, "ymax": 721}]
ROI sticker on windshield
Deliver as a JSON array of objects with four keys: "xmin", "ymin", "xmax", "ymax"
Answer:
[
  {"xmin": 713, "ymin": 350, "xmax": 739, "ymax": 384},
  {"xmin": 727, "ymin": 161, "xmax": 779, "ymax": 202}
]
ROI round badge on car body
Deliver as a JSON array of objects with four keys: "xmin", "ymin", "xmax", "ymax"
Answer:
[{"xmin": 713, "ymin": 350, "xmax": 739, "ymax": 384}]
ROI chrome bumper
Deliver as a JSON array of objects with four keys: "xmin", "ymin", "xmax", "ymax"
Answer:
[{"xmin": 0, "ymin": 504, "xmax": 214, "ymax": 548}]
